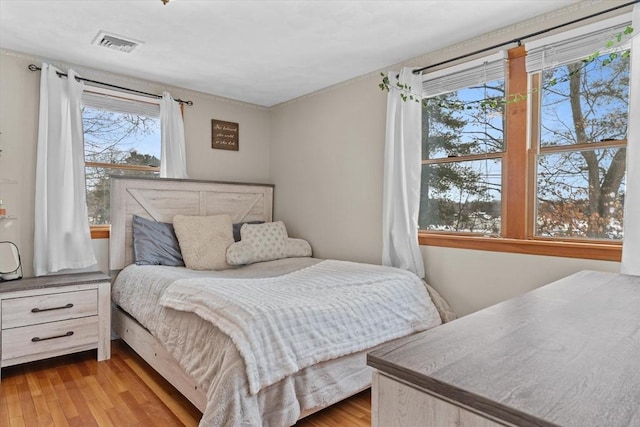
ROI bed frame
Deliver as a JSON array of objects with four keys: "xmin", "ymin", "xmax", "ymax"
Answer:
[
  {"xmin": 109, "ymin": 176, "xmax": 274, "ymax": 412},
  {"xmin": 108, "ymin": 176, "xmax": 365, "ymax": 419}
]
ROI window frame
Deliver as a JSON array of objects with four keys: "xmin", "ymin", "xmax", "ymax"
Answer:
[
  {"xmin": 418, "ymin": 31, "xmax": 628, "ymax": 262},
  {"xmin": 81, "ymin": 87, "xmax": 161, "ymax": 239},
  {"xmin": 420, "ymin": 51, "xmax": 507, "ymax": 236}
]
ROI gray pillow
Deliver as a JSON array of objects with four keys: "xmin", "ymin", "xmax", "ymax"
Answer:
[
  {"xmin": 132, "ymin": 215, "xmax": 184, "ymax": 266},
  {"xmin": 232, "ymin": 221, "xmax": 264, "ymax": 242}
]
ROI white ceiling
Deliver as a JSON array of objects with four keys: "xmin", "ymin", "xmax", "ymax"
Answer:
[{"xmin": 0, "ymin": 0, "xmax": 577, "ymax": 107}]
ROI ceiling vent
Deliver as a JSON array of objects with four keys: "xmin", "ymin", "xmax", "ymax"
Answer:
[{"xmin": 92, "ymin": 31, "xmax": 143, "ymax": 53}]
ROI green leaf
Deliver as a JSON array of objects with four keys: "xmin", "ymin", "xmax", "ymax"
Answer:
[
  {"xmin": 582, "ymin": 52, "xmax": 598, "ymax": 64},
  {"xmin": 624, "ymin": 26, "xmax": 633, "ymax": 35}
]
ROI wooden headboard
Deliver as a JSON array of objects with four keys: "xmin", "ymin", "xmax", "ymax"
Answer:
[{"xmin": 109, "ymin": 176, "xmax": 274, "ymax": 272}]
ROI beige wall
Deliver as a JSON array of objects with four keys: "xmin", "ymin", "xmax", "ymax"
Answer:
[
  {"xmin": 0, "ymin": 50, "xmax": 271, "ymax": 277},
  {"xmin": 0, "ymin": 52, "xmax": 38, "ymax": 278},
  {"xmin": 422, "ymin": 246, "xmax": 619, "ymax": 316},
  {"xmin": 269, "ymin": 74, "xmax": 387, "ymax": 263},
  {"xmin": 269, "ymin": 1, "xmax": 626, "ymax": 316}
]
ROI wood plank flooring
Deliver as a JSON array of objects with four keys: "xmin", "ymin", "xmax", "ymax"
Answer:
[{"xmin": 0, "ymin": 339, "xmax": 371, "ymax": 426}]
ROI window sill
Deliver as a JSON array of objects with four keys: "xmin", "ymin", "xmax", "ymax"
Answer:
[
  {"xmin": 90, "ymin": 225, "xmax": 110, "ymax": 239},
  {"xmin": 418, "ymin": 232, "xmax": 621, "ymax": 262}
]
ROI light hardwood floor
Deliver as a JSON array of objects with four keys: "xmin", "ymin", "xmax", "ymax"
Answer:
[{"xmin": 0, "ymin": 339, "xmax": 371, "ymax": 426}]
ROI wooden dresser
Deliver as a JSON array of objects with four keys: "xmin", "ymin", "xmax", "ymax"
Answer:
[
  {"xmin": 368, "ymin": 271, "xmax": 640, "ymax": 427},
  {"xmin": 0, "ymin": 272, "xmax": 111, "ymax": 380}
]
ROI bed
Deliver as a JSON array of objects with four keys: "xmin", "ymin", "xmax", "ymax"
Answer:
[{"xmin": 109, "ymin": 176, "xmax": 446, "ymax": 426}]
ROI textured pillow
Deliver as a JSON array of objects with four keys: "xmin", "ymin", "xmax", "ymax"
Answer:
[
  {"xmin": 226, "ymin": 222, "xmax": 313, "ymax": 265},
  {"xmin": 132, "ymin": 215, "xmax": 184, "ymax": 266},
  {"xmin": 286, "ymin": 238, "xmax": 312, "ymax": 258},
  {"xmin": 226, "ymin": 241, "xmax": 256, "ymax": 266},
  {"xmin": 232, "ymin": 221, "xmax": 264, "ymax": 242},
  {"xmin": 241, "ymin": 221, "xmax": 288, "ymax": 262},
  {"xmin": 173, "ymin": 214, "xmax": 234, "ymax": 270}
]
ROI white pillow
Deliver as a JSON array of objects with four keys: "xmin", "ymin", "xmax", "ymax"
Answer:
[
  {"xmin": 226, "ymin": 221, "xmax": 312, "ymax": 265},
  {"xmin": 226, "ymin": 241, "xmax": 256, "ymax": 266},
  {"xmin": 286, "ymin": 238, "xmax": 312, "ymax": 258},
  {"xmin": 173, "ymin": 214, "xmax": 234, "ymax": 270}
]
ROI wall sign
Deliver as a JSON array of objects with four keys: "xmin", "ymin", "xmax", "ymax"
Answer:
[{"xmin": 211, "ymin": 119, "xmax": 239, "ymax": 151}]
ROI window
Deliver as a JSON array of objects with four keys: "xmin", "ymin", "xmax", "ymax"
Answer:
[
  {"xmin": 528, "ymin": 18, "xmax": 630, "ymax": 242},
  {"xmin": 421, "ymin": 53, "xmax": 505, "ymax": 235},
  {"xmin": 82, "ymin": 88, "xmax": 161, "ymax": 229},
  {"xmin": 419, "ymin": 15, "xmax": 633, "ymax": 261}
]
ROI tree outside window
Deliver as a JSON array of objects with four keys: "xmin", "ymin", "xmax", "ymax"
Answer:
[
  {"xmin": 420, "ymin": 79, "xmax": 505, "ymax": 235},
  {"xmin": 83, "ymin": 105, "xmax": 161, "ymax": 225},
  {"xmin": 535, "ymin": 52, "xmax": 629, "ymax": 240}
]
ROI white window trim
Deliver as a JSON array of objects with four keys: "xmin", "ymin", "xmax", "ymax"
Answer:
[
  {"xmin": 82, "ymin": 86, "xmax": 161, "ymax": 118},
  {"xmin": 526, "ymin": 13, "xmax": 632, "ymax": 72},
  {"xmin": 421, "ymin": 51, "xmax": 507, "ymax": 98}
]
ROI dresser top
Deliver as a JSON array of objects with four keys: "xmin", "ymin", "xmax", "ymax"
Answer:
[
  {"xmin": 0, "ymin": 271, "xmax": 111, "ymax": 294},
  {"xmin": 368, "ymin": 270, "xmax": 640, "ymax": 427}
]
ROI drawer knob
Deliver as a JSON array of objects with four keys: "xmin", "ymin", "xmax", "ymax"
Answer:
[
  {"xmin": 31, "ymin": 303, "xmax": 74, "ymax": 313},
  {"xmin": 31, "ymin": 331, "xmax": 74, "ymax": 342}
]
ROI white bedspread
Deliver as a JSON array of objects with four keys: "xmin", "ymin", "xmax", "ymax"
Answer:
[{"xmin": 160, "ymin": 259, "xmax": 439, "ymax": 395}]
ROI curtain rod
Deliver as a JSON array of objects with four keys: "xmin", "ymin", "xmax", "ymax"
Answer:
[
  {"xmin": 27, "ymin": 64, "xmax": 194, "ymax": 106},
  {"xmin": 413, "ymin": 0, "xmax": 639, "ymax": 74}
]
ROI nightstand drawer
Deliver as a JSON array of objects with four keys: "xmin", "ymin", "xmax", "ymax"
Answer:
[
  {"xmin": 1, "ymin": 316, "xmax": 99, "ymax": 364},
  {"xmin": 2, "ymin": 289, "xmax": 98, "ymax": 329}
]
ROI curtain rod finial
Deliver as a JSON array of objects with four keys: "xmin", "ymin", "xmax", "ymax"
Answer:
[{"xmin": 28, "ymin": 64, "xmax": 40, "ymax": 72}]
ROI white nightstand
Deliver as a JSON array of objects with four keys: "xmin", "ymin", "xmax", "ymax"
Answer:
[{"xmin": 0, "ymin": 272, "xmax": 111, "ymax": 381}]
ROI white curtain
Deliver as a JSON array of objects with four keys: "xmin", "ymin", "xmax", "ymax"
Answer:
[
  {"xmin": 621, "ymin": 4, "xmax": 640, "ymax": 275},
  {"xmin": 382, "ymin": 68, "xmax": 425, "ymax": 278},
  {"xmin": 34, "ymin": 64, "xmax": 97, "ymax": 276},
  {"xmin": 160, "ymin": 91, "xmax": 189, "ymax": 178}
]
